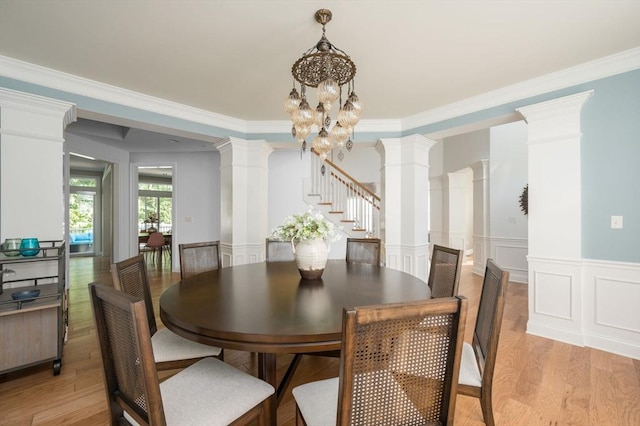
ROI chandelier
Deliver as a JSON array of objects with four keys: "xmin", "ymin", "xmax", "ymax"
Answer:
[{"xmin": 284, "ymin": 9, "xmax": 362, "ymax": 162}]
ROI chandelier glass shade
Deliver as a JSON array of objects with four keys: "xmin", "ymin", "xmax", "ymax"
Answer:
[{"xmin": 284, "ymin": 9, "xmax": 362, "ymax": 162}]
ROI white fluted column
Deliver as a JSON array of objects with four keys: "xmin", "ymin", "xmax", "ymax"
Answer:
[
  {"xmin": 214, "ymin": 137, "xmax": 273, "ymax": 266},
  {"xmin": 376, "ymin": 134, "xmax": 436, "ymax": 282}
]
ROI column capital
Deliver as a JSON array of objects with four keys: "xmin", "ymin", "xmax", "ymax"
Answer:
[
  {"xmin": 517, "ymin": 90, "xmax": 593, "ymax": 144},
  {"xmin": 376, "ymin": 133, "xmax": 437, "ymax": 153},
  {"xmin": 214, "ymin": 136, "xmax": 274, "ymax": 154},
  {"xmin": 376, "ymin": 134, "xmax": 437, "ymax": 167},
  {"xmin": 214, "ymin": 137, "xmax": 274, "ymax": 167},
  {"xmin": 0, "ymin": 87, "xmax": 76, "ymax": 139},
  {"xmin": 469, "ymin": 159, "xmax": 489, "ymax": 181},
  {"xmin": 516, "ymin": 90, "xmax": 593, "ymax": 122}
]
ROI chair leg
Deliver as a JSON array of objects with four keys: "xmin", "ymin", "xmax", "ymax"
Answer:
[{"xmin": 480, "ymin": 389, "xmax": 495, "ymax": 426}]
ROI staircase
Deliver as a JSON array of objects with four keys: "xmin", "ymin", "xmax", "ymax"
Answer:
[{"xmin": 303, "ymin": 150, "xmax": 380, "ymax": 239}]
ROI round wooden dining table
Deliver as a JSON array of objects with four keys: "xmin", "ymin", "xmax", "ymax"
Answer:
[{"xmin": 159, "ymin": 260, "xmax": 430, "ymax": 425}]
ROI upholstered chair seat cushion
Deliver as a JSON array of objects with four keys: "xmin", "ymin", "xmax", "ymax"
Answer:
[
  {"xmin": 293, "ymin": 370, "xmax": 432, "ymax": 426},
  {"xmin": 151, "ymin": 328, "xmax": 222, "ymax": 362},
  {"xmin": 125, "ymin": 357, "xmax": 274, "ymax": 425},
  {"xmin": 458, "ymin": 342, "xmax": 483, "ymax": 387},
  {"xmin": 292, "ymin": 377, "xmax": 339, "ymax": 426}
]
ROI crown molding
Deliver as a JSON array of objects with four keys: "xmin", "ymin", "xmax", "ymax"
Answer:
[
  {"xmin": 246, "ymin": 118, "xmax": 402, "ymax": 134},
  {"xmin": 2, "ymin": 47, "xmax": 639, "ymax": 137},
  {"xmin": 402, "ymin": 47, "xmax": 640, "ymax": 131},
  {"xmin": 0, "ymin": 55, "xmax": 247, "ymax": 133}
]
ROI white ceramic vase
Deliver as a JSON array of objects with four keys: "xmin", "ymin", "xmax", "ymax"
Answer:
[{"xmin": 293, "ymin": 238, "xmax": 328, "ymax": 279}]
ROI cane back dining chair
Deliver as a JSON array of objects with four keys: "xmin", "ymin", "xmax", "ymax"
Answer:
[
  {"xmin": 457, "ymin": 258, "xmax": 509, "ymax": 426},
  {"xmin": 345, "ymin": 237, "xmax": 381, "ymax": 265},
  {"xmin": 179, "ymin": 240, "xmax": 221, "ymax": 279},
  {"xmin": 89, "ymin": 283, "xmax": 274, "ymax": 426},
  {"xmin": 266, "ymin": 238, "xmax": 295, "ymax": 262},
  {"xmin": 428, "ymin": 244, "xmax": 464, "ymax": 298},
  {"xmin": 111, "ymin": 254, "xmax": 223, "ymax": 368},
  {"xmin": 292, "ymin": 296, "xmax": 468, "ymax": 426}
]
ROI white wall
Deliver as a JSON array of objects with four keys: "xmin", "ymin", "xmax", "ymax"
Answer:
[
  {"xmin": 268, "ymin": 149, "xmax": 353, "ymax": 259},
  {"xmin": 268, "ymin": 150, "xmax": 312, "ymax": 235},
  {"xmin": 489, "ymin": 120, "xmax": 529, "ymax": 283},
  {"xmin": 489, "ymin": 121, "xmax": 528, "ymax": 237},
  {"xmin": 436, "ymin": 124, "xmax": 529, "ymax": 282},
  {"xmin": 336, "ymin": 145, "xmax": 381, "ymax": 193},
  {"xmin": 443, "ymin": 129, "xmax": 490, "ymax": 173},
  {"xmin": 130, "ymin": 151, "xmax": 220, "ymax": 270}
]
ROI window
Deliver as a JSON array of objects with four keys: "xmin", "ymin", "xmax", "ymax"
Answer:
[{"xmin": 138, "ymin": 179, "xmax": 172, "ymax": 234}]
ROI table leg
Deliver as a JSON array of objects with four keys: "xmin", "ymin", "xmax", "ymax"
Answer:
[{"xmin": 258, "ymin": 353, "xmax": 277, "ymax": 426}]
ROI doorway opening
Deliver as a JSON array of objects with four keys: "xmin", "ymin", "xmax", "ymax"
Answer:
[
  {"xmin": 69, "ymin": 175, "xmax": 99, "ymax": 255},
  {"xmin": 137, "ymin": 166, "xmax": 173, "ymax": 260}
]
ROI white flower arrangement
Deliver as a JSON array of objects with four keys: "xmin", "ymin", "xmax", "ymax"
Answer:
[{"xmin": 271, "ymin": 209, "xmax": 341, "ymax": 243}]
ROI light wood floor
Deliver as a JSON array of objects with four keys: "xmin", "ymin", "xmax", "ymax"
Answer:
[{"xmin": 1, "ymin": 255, "xmax": 638, "ymax": 425}]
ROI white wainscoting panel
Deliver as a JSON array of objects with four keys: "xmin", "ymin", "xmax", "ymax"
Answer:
[
  {"xmin": 583, "ymin": 259, "xmax": 640, "ymax": 359},
  {"xmin": 489, "ymin": 237, "xmax": 528, "ymax": 283},
  {"xmin": 220, "ymin": 243, "xmax": 262, "ymax": 267},
  {"xmin": 385, "ymin": 244, "xmax": 429, "ymax": 283},
  {"xmin": 448, "ymin": 233, "xmax": 466, "ymax": 252},
  {"xmin": 527, "ymin": 257, "xmax": 639, "ymax": 359},
  {"xmin": 429, "ymin": 231, "xmax": 444, "ymax": 247},
  {"xmin": 595, "ymin": 278, "xmax": 640, "ymax": 332},
  {"xmin": 472, "ymin": 236, "xmax": 488, "ymax": 276},
  {"xmin": 533, "ymin": 271, "xmax": 573, "ymax": 319},
  {"xmin": 527, "ymin": 257, "xmax": 584, "ymax": 347}
]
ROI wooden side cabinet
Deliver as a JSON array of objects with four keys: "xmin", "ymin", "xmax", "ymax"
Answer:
[{"xmin": 0, "ymin": 241, "xmax": 66, "ymax": 376}]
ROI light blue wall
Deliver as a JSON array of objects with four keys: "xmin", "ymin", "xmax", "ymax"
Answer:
[
  {"xmin": 403, "ymin": 70, "xmax": 640, "ymax": 263},
  {"xmin": 3, "ymin": 69, "xmax": 639, "ymax": 262},
  {"xmin": 580, "ymin": 70, "xmax": 640, "ymax": 262}
]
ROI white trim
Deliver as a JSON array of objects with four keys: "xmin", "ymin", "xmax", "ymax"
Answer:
[
  {"xmin": 526, "ymin": 321, "xmax": 585, "ymax": 347},
  {"xmin": 583, "ymin": 258, "xmax": 640, "ymax": 271},
  {"xmin": 404, "ymin": 48, "xmax": 638, "ymax": 130},
  {"xmin": 516, "ymin": 90, "xmax": 594, "ymax": 123},
  {"xmin": 2, "ymin": 48, "xmax": 638, "ymax": 136},
  {"xmin": 527, "ymin": 256, "xmax": 640, "ymax": 359},
  {"xmin": 487, "ymin": 236, "xmax": 529, "ymax": 284},
  {"xmin": 582, "ymin": 259, "xmax": 640, "ymax": 359},
  {"xmin": 0, "ymin": 87, "xmax": 76, "ymax": 127},
  {"xmin": 246, "ymin": 118, "xmax": 402, "ymax": 135},
  {"xmin": 0, "ymin": 128, "xmax": 66, "ymax": 144},
  {"xmin": 0, "ymin": 56, "xmax": 246, "ymax": 133}
]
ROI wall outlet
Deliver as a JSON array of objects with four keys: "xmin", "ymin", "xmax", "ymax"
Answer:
[{"xmin": 611, "ymin": 215, "xmax": 623, "ymax": 229}]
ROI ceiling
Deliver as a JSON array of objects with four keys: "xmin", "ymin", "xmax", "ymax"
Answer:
[{"xmin": 1, "ymin": 1, "xmax": 639, "ymax": 161}]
